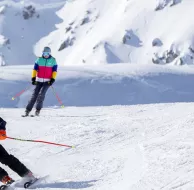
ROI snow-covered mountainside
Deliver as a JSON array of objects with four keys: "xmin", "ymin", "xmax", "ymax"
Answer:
[
  {"xmin": 1, "ymin": 1, "xmax": 194, "ymax": 190},
  {"xmin": 0, "ymin": 0, "xmax": 193, "ymax": 66}
]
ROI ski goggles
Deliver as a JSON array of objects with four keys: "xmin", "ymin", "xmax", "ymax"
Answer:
[{"xmin": 43, "ymin": 52, "xmax": 50, "ymax": 56}]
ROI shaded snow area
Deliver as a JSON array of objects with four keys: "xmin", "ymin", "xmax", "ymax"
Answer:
[
  {"xmin": 0, "ymin": 0, "xmax": 64, "ymax": 66},
  {"xmin": 1, "ymin": 64, "xmax": 194, "ymax": 108}
]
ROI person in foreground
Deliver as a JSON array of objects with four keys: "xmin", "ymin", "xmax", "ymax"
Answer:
[
  {"xmin": 24, "ymin": 47, "xmax": 58, "ymax": 116},
  {"xmin": 0, "ymin": 117, "xmax": 35, "ymax": 186}
]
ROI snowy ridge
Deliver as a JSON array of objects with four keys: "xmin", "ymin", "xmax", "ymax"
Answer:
[{"xmin": 1, "ymin": 64, "xmax": 194, "ymax": 108}]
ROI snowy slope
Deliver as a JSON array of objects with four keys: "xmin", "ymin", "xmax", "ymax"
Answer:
[
  {"xmin": 1, "ymin": 63, "xmax": 194, "ymax": 190},
  {"xmin": 2, "ymin": 103, "xmax": 194, "ymax": 190},
  {"xmin": 0, "ymin": 0, "xmax": 193, "ymax": 65},
  {"xmin": 1, "ymin": 0, "xmax": 194, "ymax": 189}
]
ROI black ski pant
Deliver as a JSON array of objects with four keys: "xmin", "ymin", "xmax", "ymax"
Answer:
[
  {"xmin": 0, "ymin": 145, "xmax": 29, "ymax": 181},
  {"xmin": 26, "ymin": 82, "xmax": 50, "ymax": 111}
]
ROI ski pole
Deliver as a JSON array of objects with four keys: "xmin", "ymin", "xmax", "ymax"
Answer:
[
  {"xmin": 6, "ymin": 136, "xmax": 75, "ymax": 148},
  {"xmin": 11, "ymin": 85, "xmax": 31, "ymax": 100},
  {"xmin": 51, "ymin": 86, "xmax": 65, "ymax": 108}
]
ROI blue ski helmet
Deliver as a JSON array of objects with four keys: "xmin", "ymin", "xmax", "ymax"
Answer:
[{"xmin": 43, "ymin": 46, "xmax": 51, "ymax": 53}]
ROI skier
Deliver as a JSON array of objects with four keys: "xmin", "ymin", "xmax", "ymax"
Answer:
[
  {"xmin": 24, "ymin": 47, "xmax": 58, "ymax": 116},
  {"xmin": 0, "ymin": 117, "xmax": 36, "ymax": 186}
]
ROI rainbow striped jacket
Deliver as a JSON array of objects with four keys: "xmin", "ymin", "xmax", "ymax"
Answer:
[{"xmin": 32, "ymin": 56, "xmax": 58, "ymax": 82}]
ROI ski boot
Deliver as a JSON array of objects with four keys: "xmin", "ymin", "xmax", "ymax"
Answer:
[
  {"xmin": 0, "ymin": 176, "xmax": 14, "ymax": 190},
  {"xmin": 35, "ymin": 110, "xmax": 40, "ymax": 116},
  {"xmin": 23, "ymin": 110, "xmax": 30, "ymax": 117},
  {"xmin": 22, "ymin": 171, "xmax": 37, "ymax": 188}
]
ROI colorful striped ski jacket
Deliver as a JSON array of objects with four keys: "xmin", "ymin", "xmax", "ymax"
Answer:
[{"xmin": 32, "ymin": 56, "xmax": 58, "ymax": 82}]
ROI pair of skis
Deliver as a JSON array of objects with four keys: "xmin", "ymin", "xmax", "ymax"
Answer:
[
  {"xmin": 22, "ymin": 111, "xmax": 40, "ymax": 117},
  {"xmin": 21, "ymin": 113, "xmax": 39, "ymax": 117},
  {"xmin": 21, "ymin": 115, "xmax": 38, "ymax": 117}
]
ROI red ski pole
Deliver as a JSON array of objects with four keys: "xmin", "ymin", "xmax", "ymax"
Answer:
[
  {"xmin": 51, "ymin": 86, "xmax": 65, "ymax": 108},
  {"xmin": 6, "ymin": 136, "xmax": 75, "ymax": 148},
  {"xmin": 11, "ymin": 85, "xmax": 31, "ymax": 100}
]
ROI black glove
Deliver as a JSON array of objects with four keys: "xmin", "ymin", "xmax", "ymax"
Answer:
[
  {"xmin": 32, "ymin": 77, "xmax": 36, "ymax": 85},
  {"xmin": 49, "ymin": 78, "xmax": 55, "ymax": 86}
]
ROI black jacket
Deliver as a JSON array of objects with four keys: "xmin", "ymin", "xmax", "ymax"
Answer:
[{"xmin": 0, "ymin": 117, "xmax": 6, "ymax": 130}]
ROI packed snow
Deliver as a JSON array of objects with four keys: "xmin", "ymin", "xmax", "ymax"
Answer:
[{"xmin": 2, "ymin": 100, "xmax": 194, "ymax": 189}]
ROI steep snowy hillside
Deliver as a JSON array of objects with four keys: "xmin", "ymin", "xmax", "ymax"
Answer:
[
  {"xmin": 50, "ymin": 0, "xmax": 193, "ymax": 65},
  {"xmin": 0, "ymin": 0, "xmax": 192, "ymax": 66}
]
